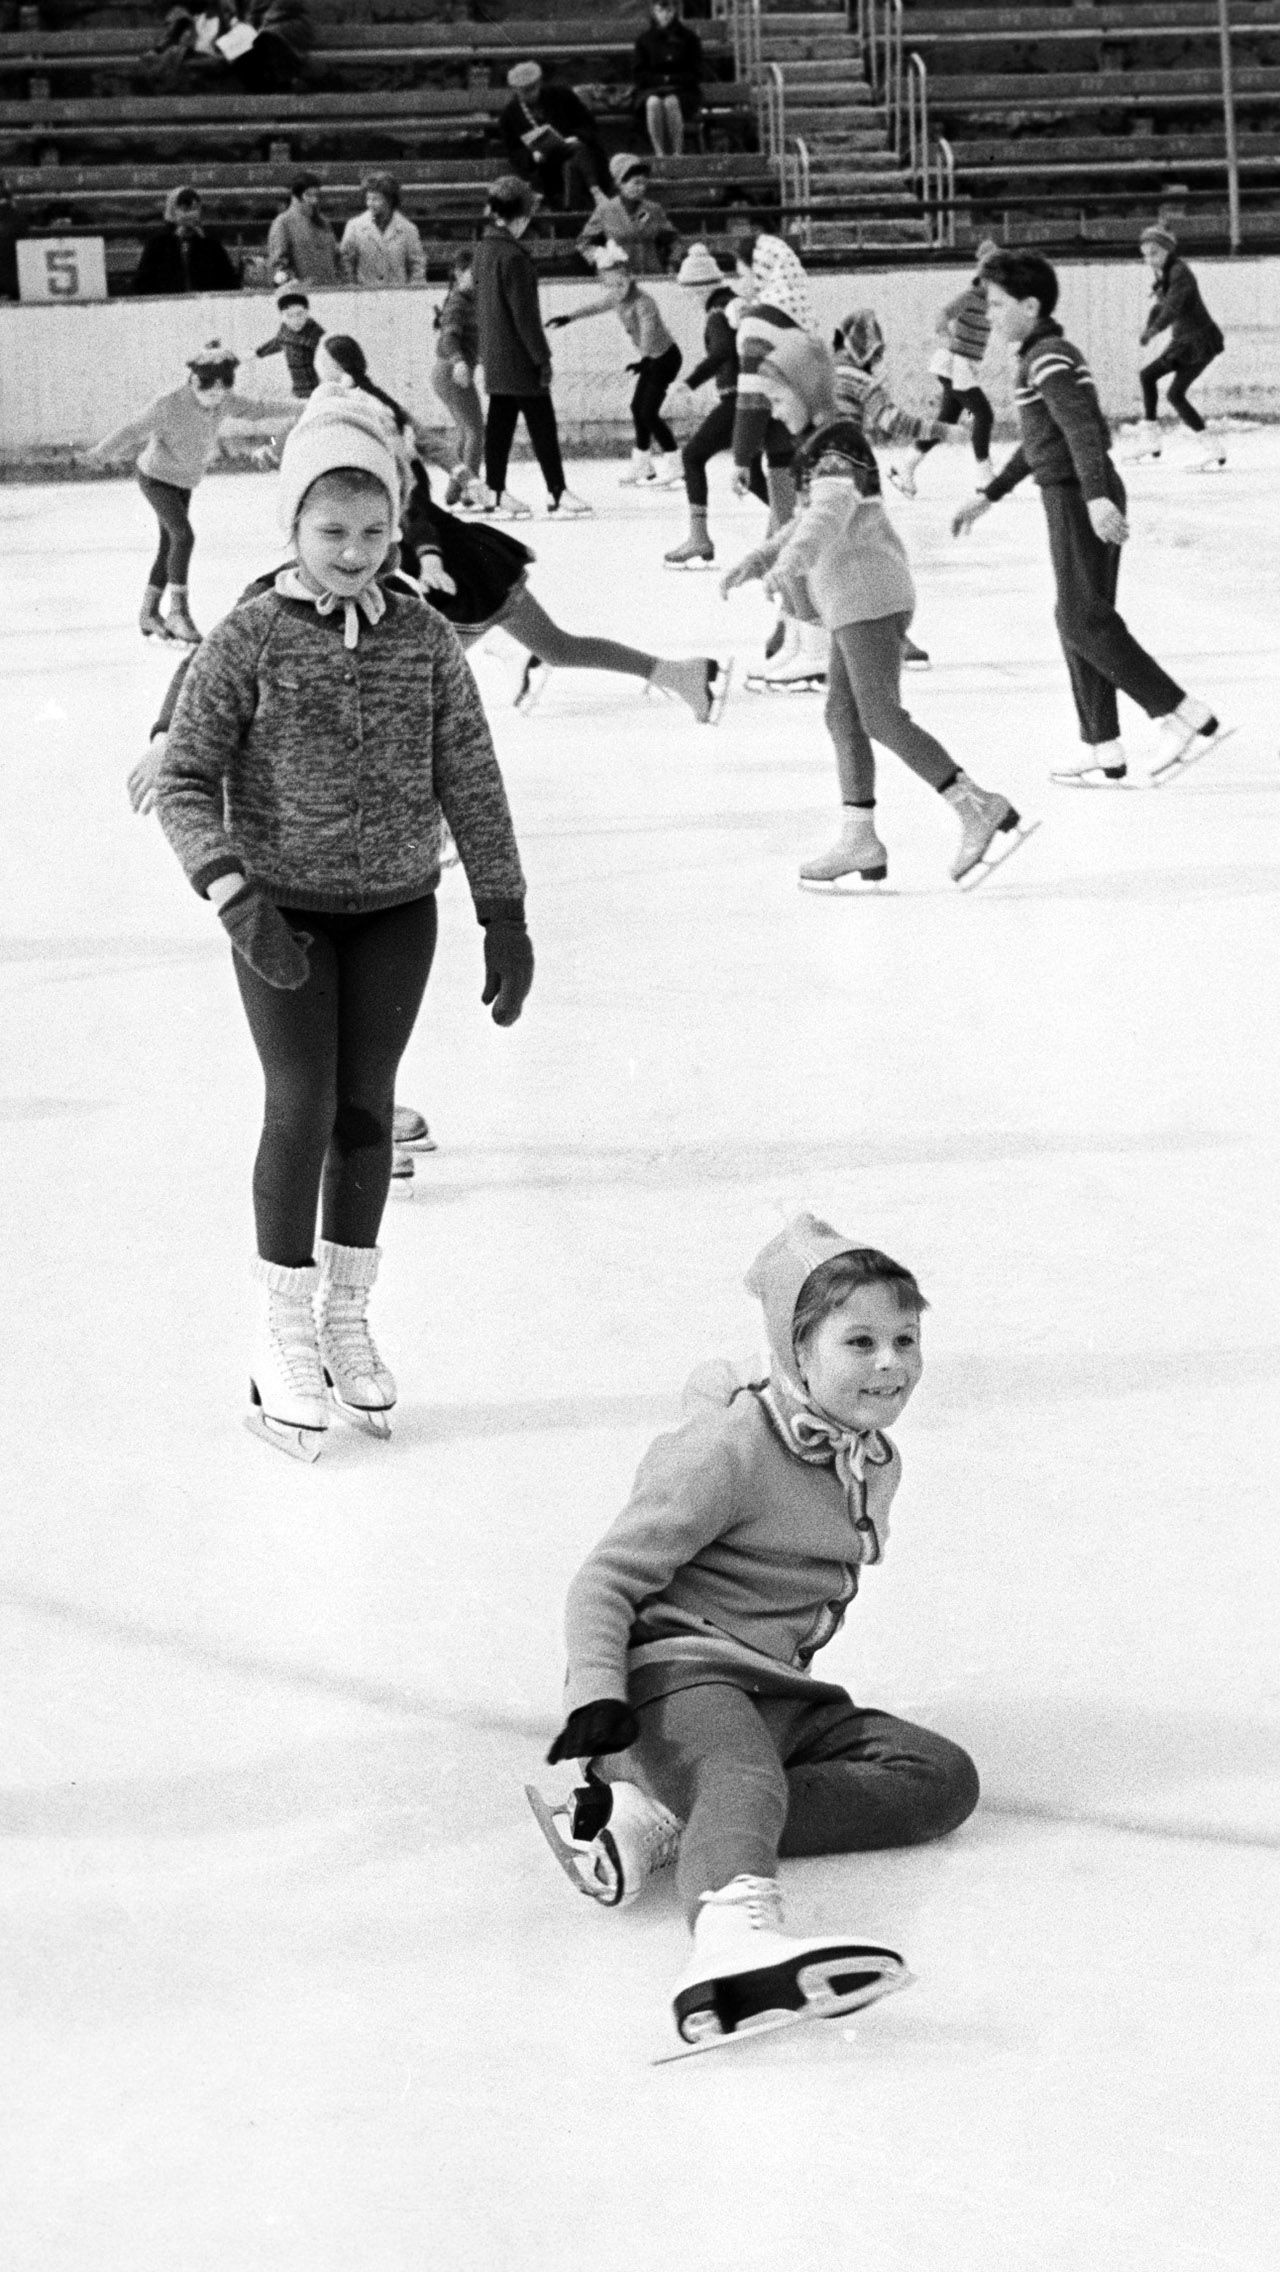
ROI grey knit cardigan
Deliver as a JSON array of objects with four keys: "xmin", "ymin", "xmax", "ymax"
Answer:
[{"xmin": 155, "ymin": 587, "xmax": 526, "ymax": 916}]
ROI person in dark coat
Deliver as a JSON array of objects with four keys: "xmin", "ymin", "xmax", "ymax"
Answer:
[
  {"xmin": 498, "ymin": 60, "xmax": 610, "ymax": 212},
  {"xmin": 471, "ymin": 176, "xmax": 588, "ymax": 516},
  {"xmin": 1134, "ymin": 223, "xmax": 1227, "ymax": 469},
  {"xmin": 132, "ymin": 187, "xmax": 241, "ymax": 296},
  {"xmin": 632, "ymin": 1, "xmax": 705, "ymax": 157},
  {"xmin": 224, "ymin": 0, "xmax": 314, "ymax": 93}
]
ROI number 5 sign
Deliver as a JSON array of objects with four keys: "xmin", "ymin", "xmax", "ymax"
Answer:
[{"xmin": 16, "ymin": 237, "xmax": 109, "ymax": 305}]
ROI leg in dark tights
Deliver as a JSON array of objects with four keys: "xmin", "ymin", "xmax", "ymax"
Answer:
[
  {"xmin": 501, "ymin": 586, "xmax": 657, "ymax": 679},
  {"xmin": 484, "ymin": 395, "xmax": 521, "ymax": 495},
  {"xmin": 233, "ymin": 897, "xmax": 437, "ymax": 1264},
  {"xmin": 1140, "ymin": 347, "xmax": 1217, "ymax": 432},
  {"xmin": 137, "ymin": 474, "xmax": 194, "ymax": 585},
  {"xmin": 631, "ymin": 344, "xmax": 682, "ymax": 451}
]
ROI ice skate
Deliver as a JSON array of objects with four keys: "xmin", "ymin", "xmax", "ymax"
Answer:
[
  {"xmin": 245, "ymin": 1257, "xmax": 328, "ymax": 1463},
  {"xmin": 1050, "ymin": 739, "xmax": 1129, "ymax": 787},
  {"xmin": 901, "ymin": 633, "xmax": 930, "ymax": 670},
  {"xmin": 799, "ymin": 809, "xmax": 888, "ymax": 890},
  {"xmin": 315, "ymin": 1240, "xmax": 395, "ymax": 1439},
  {"xmin": 392, "ymin": 1106, "xmax": 436, "ymax": 1153},
  {"xmin": 1149, "ymin": 697, "xmax": 1227, "ymax": 781},
  {"xmin": 139, "ymin": 584, "xmax": 167, "ymax": 640},
  {"xmin": 887, "ymin": 460, "xmax": 918, "ymax": 500},
  {"xmin": 163, "ymin": 586, "xmax": 201, "ymax": 644},
  {"xmin": 390, "ymin": 1148, "xmax": 414, "ymax": 1182},
  {"xmin": 973, "ymin": 459, "xmax": 993, "ymax": 489},
  {"xmin": 1125, "ymin": 419, "xmax": 1163, "ymax": 463},
  {"xmin": 650, "ymin": 450, "xmax": 684, "ymax": 488},
  {"xmin": 1189, "ymin": 442, "xmax": 1227, "ymax": 474},
  {"xmin": 480, "ymin": 489, "xmax": 533, "ymax": 522},
  {"xmin": 648, "ymin": 655, "xmax": 732, "ymax": 725},
  {"xmin": 744, "ymin": 620, "xmax": 828, "ymax": 695},
  {"xmin": 665, "ymin": 1876, "xmax": 909, "ymax": 2055},
  {"xmin": 514, "ymin": 654, "xmax": 551, "ymax": 714},
  {"xmin": 526, "ymin": 1775, "xmax": 682, "ymax": 1908},
  {"xmin": 944, "ymin": 773, "xmax": 1034, "ymax": 885},
  {"xmin": 619, "ymin": 448, "xmax": 655, "ymax": 486},
  {"xmin": 664, "ymin": 508, "xmax": 715, "ymax": 571},
  {"xmin": 546, "ymin": 489, "xmax": 593, "ymax": 518}
]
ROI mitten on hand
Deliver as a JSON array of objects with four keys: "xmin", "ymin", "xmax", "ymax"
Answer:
[
  {"xmin": 546, "ymin": 314, "xmax": 572, "ymax": 330},
  {"xmin": 217, "ymin": 882, "xmax": 311, "ymax": 990},
  {"xmin": 476, "ymin": 901, "xmax": 534, "ymax": 1027},
  {"xmin": 546, "ymin": 1699, "xmax": 640, "ymax": 1766},
  {"xmin": 451, "ymin": 358, "xmax": 472, "ymax": 386}
]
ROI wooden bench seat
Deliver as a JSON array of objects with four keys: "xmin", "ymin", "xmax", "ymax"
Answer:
[
  {"xmin": 926, "ymin": 64, "xmax": 1280, "ymax": 104},
  {"xmin": 950, "ymin": 128, "xmax": 1280, "ymax": 165},
  {"xmin": 902, "ymin": 2, "xmax": 1278, "ymax": 31}
]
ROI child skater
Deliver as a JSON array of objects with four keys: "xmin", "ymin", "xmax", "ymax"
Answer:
[
  {"xmin": 834, "ymin": 306, "xmax": 963, "ymax": 670},
  {"xmin": 153, "ymin": 390, "xmax": 534, "ymax": 1461},
  {"xmin": 663, "ymin": 241, "xmax": 769, "ymax": 569},
  {"xmin": 255, "ymin": 285, "xmax": 324, "ymax": 401},
  {"xmin": 1133, "ymin": 224, "xmax": 1227, "ymax": 471},
  {"xmin": 527, "ymin": 1212, "xmax": 979, "ymax": 2049},
  {"xmin": 546, "ymin": 241, "xmax": 684, "ymax": 487},
  {"xmin": 85, "ymin": 341, "xmax": 294, "ymax": 643},
  {"xmin": 952, "ymin": 249, "xmax": 1221, "ymax": 787},
  {"xmin": 472, "ymin": 174, "xmax": 592, "ymax": 520},
  {"xmin": 889, "ymin": 244, "xmax": 998, "ymax": 499},
  {"xmin": 721, "ymin": 341, "xmax": 1023, "ymax": 888},
  {"xmin": 431, "ymin": 247, "xmax": 487, "ymax": 506}
]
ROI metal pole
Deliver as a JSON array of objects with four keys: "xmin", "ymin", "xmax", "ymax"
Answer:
[{"xmin": 1217, "ymin": 0, "xmax": 1241, "ymax": 253}]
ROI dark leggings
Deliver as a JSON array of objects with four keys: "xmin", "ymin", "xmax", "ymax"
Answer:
[
  {"xmin": 1139, "ymin": 346, "xmax": 1219, "ymax": 433},
  {"xmin": 681, "ymin": 394, "xmax": 769, "ymax": 508},
  {"xmin": 484, "ymin": 391, "xmax": 566, "ymax": 500},
  {"xmin": 500, "ymin": 586, "xmax": 657, "ymax": 679},
  {"xmin": 233, "ymin": 895, "xmax": 437, "ymax": 1265},
  {"xmin": 631, "ymin": 341, "xmax": 682, "ymax": 451},
  {"xmin": 613, "ymin": 1681, "xmax": 979, "ymax": 1922},
  {"xmin": 918, "ymin": 380, "xmax": 993, "ymax": 463},
  {"xmin": 138, "ymin": 473, "xmax": 194, "ymax": 586}
]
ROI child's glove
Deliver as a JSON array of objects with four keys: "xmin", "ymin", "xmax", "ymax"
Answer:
[
  {"xmin": 217, "ymin": 882, "xmax": 311, "ymax": 990},
  {"xmin": 450, "ymin": 358, "xmax": 472, "ymax": 386},
  {"xmin": 719, "ymin": 545, "xmax": 773, "ymax": 597},
  {"xmin": 476, "ymin": 901, "xmax": 534, "ymax": 1027},
  {"xmin": 545, "ymin": 314, "xmax": 572, "ymax": 330},
  {"xmin": 546, "ymin": 1700, "xmax": 640, "ymax": 1765},
  {"xmin": 415, "ymin": 550, "xmax": 457, "ymax": 597},
  {"xmin": 127, "ymin": 733, "xmax": 166, "ymax": 815}
]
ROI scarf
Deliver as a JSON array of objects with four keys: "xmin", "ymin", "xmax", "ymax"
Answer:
[
  {"xmin": 759, "ymin": 1378, "xmax": 891, "ymax": 1564},
  {"xmin": 751, "ymin": 235, "xmax": 817, "ymax": 334},
  {"xmin": 274, "ymin": 564, "xmax": 388, "ymax": 648}
]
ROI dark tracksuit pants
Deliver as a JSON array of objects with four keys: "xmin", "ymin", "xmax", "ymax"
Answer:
[
  {"xmin": 918, "ymin": 378, "xmax": 994, "ymax": 463},
  {"xmin": 610, "ymin": 1679, "xmax": 979, "ymax": 1923},
  {"xmin": 1139, "ymin": 345, "xmax": 1220, "ymax": 433},
  {"xmin": 138, "ymin": 473, "xmax": 195, "ymax": 587},
  {"xmin": 1042, "ymin": 473, "xmax": 1184, "ymax": 745},
  {"xmin": 484, "ymin": 392, "xmax": 566, "ymax": 501},
  {"xmin": 681, "ymin": 394, "xmax": 769, "ymax": 508},
  {"xmin": 631, "ymin": 341, "xmax": 682, "ymax": 452}
]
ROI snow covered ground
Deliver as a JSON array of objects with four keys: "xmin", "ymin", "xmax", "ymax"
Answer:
[{"xmin": 3, "ymin": 427, "xmax": 1278, "ymax": 2272}]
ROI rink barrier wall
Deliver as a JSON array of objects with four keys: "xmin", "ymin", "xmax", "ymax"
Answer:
[{"xmin": 3, "ymin": 257, "xmax": 1280, "ymax": 463}]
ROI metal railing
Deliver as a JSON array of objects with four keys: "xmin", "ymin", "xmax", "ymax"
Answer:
[
  {"xmin": 763, "ymin": 58, "xmax": 785, "ymax": 166},
  {"xmin": 781, "ymin": 133, "xmax": 813, "ymax": 249},
  {"xmin": 713, "ymin": 0, "xmax": 763, "ymax": 99}
]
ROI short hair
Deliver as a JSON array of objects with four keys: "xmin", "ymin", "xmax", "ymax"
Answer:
[
  {"xmin": 361, "ymin": 171, "xmax": 401, "ymax": 209},
  {"xmin": 290, "ymin": 172, "xmax": 321, "ymax": 199},
  {"xmin": 981, "ymin": 248, "xmax": 1059, "ymax": 317},
  {"xmin": 792, "ymin": 1249, "xmax": 928, "ymax": 1352},
  {"xmin": 486, "ymin": 174, "xmax": 535, "ymax": 222}
]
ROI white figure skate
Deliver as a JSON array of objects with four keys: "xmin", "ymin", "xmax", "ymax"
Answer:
[
  {"xmin": 663, "ymin": 1876, "xmax": 910, "ymax": 2057},
  {"xmin": 246, "ymin": 1258, "xmax": 328, "ymax": 1463},
  {"xmin": 316, "ymin": 1240, "xmax": 395, "ymax": 1439},
  {"xmin": 526, "ymin": 1777, "xmax": 682, "ymax": 1908}
]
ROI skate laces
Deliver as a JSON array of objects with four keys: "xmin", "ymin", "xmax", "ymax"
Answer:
[
  {"xmin": 641, "ymin": 1802, "xmax": 682, "ymax": 1874},
  {"xmin": 318, "ymin": 1283, "xmax": 387, "ymax": 1380},
  {"xmin": 269, "ymin": 1290, "xmax": 326, "ymax": 1395},
  {"xmin": 707, "ymin": 1875, "xmax": 785, "ymax": 1930}
]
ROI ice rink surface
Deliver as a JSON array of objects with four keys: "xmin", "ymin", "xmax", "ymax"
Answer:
[{"xmin": 3, "ymin": 430, "xmax": 1279, "ymax": 2272}]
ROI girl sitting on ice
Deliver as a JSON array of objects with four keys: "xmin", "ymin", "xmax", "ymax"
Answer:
[{"xmin": 527, "ymin": 1212, "xmax": 979, "ymax": 2050}]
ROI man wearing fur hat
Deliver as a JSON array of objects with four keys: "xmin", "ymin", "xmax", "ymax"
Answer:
[
  {"xmin": 577, "ymin": 153, "xmax": 679, "ymax": 275},
  {"xmin": 1133, "ymin": 224, "xmax": 1226, "ymax": 471},
  {"xmin": 498, "ymin": 60, "xmax": 609, "ymax": 212}
]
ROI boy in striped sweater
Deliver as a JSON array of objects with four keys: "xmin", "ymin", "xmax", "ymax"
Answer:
[
  {"xmin": 952, "ymin": 251, "xmax": 1220, "ymax": 786},
  {"xmin": 890, "ymin": 245, "xmax": 998, "ymax": 499}
]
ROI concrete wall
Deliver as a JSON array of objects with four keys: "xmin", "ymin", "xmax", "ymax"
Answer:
[{"xmin": 2, "ymin": 256, "xmax": 1279, "ymax": 463}]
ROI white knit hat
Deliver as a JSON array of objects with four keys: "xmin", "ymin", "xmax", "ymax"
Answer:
[
  {"xmin": 276, "ymin": 389, "xmax": 405, "ymax": 536},
  {"xmin": 676, "ymin": 242, "xmax": 725, "ymax": 287}
]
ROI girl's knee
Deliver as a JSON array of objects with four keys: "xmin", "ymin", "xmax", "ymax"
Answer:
[{"xmin": 920, "ymin": 1737, "xmax": 980, "ymax": 1839}]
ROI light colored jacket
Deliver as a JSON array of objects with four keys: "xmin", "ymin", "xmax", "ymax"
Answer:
[{"xmin": 338, "ymin": 208, "xmax": 426, "ymax": 288}]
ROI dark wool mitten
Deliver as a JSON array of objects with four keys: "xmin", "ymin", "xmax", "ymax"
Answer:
[
  {"xmin": 546, "ymin": 1700, "xmax": 640, "ymax": 1766},
  {"xmin": 477, "ymin": 906, "xmax": 534, "ymax": 1027},
  {"xmin": 218, "ymin": 883, "xmax": 311, "ymax": 991}
]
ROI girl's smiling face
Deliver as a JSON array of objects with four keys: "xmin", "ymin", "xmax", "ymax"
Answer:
[
  {"xmin": 796, "ymin": 1282, "xmax": 923, "ymax": 1433},
  {"xmin": 294, "ymin": 473, "xmax": 395, "ymax": 597}
]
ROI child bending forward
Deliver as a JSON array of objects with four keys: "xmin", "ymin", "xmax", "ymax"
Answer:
[{"xmin": 530, "ymin": 1214, "xmax": 979, "ymax": 2048}]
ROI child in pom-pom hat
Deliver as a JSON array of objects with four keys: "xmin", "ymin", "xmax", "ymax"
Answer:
[
  {"xmin": 152, "ymin": 389, "xmax": 533, "ymax": 1461},
  {"xmin": 1134, "ymin": 224, "xmax": 1226, "ymax": 470},
  {"xmin": 527, "ymin": 1212, "xmax": 979, "ymax": 2049}
]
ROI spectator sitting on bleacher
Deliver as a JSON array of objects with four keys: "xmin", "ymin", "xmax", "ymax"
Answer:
[
  {"xmin": 499, "ymin": 61, "xmax": 610, "ymax": 214},
  {"xmin": 578, "ymin": 155, "xmax": 679, "ymax": 277},
  {"xmin": 339, "ymin": 175, "xmax": 426, "ymax": 289},
  {"xmin": 256, "ymin": 286, "xmax": 323, "ymax": 399},
  {"xmin": 221, "ymin": 0, "xmax": 315, "ymax": 96},
  {"xmin": 132, "ymin": 187, "xmax": 241, "ymax": 297},
  {"xmin": 633, "ymin": 1, "xmax": 705, "ymax": 159},
  {"xmin": 267, "ymin": 174, "xmax": 340, "ymax": 288}
]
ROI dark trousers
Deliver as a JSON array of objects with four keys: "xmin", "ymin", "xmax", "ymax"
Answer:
[
  {"xmin": 484, "ymin": 391, "xmax": 566, "ymax": 501},
  {"xmin": 631, "ymin": 341, "xmax": 681, "ymax": 451},
  {"xmin": 233, "ymin": 895, "xmax": 437, "ymax": 1265},
  {"xmin": 1139, "ymin": 345, "xmax": 1220, "ymax": 433},
  {"xmin": 1042, "ymin": 477, "xmax": 1184, "ymax": 745},
  {"xmin": 919, "ymin": 379, "xmax": 993, "ymax": 462},
  {"xmin": 138, "ymin": 473, "xmax": 194, "ymax": 586},
  {"xmin": 681, "ymin": 394, "xmax": 769, "ymax": 508},
  {"xmin": 616, "ymin": 1681, "xmax": 979, "ymax": 1922}
]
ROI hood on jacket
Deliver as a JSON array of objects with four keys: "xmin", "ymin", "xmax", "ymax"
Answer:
[{"xmin": 744, "ymin": 1212, "xmax": 861, "ymax": 1400}]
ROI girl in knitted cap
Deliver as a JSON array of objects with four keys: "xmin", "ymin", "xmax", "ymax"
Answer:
[
  {"xmin": 526, "ymin": 1212, "xmax": 978, "ymax": 2051},
  {"xmin": 720, "ymin": 344, "xmax": 1026, "ymax": 887},
  {"xmin": 152, "ymin": 388, "xmax": 533, "ymax": 1461},
  {"xmin": 1132, "ymin": 225, "xmax": 1226, "ymax": 471},
  {"xmin": 888, "ymin": 244, "xmax": 999, "ymax": 500},
  {"xmin": 85, "ymin": 341, "xmax": 295, "ymax": 642},
  {"xmin": 546, "ymin": 241, "xmax": 684, "ymax": 487}
]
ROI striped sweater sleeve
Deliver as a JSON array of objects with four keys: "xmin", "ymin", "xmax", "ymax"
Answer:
[
  {"xmin": 1025, "ymin": 346, "xmax": 1112, "ymax": 500},
  {"xmin": 428, "ymin": 628, "xmax": 526, "ymax": 913}
]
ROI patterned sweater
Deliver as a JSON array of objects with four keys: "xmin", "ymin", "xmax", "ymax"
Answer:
[
  {"xmin": 937, "ymin": 281, "xmax": 991, "ymax": 365},
  {"xmin": 155, "ymin": 586, "xmax": 525, "ymax": 916},
  {"xmin": 984, "ymin": 318, "xmax": 1113, "ymax": 504},
  {"xmin": 761, "ymin": 417, "xmax": 915, "ymax": 630}
]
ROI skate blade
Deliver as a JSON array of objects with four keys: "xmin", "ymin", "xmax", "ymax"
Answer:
[
  {"xmin": 524, "ymin": 1785, "xmax": 621, "ymax": 1906},
  {"xmin": 1049, "ymin": 773, "xmax": 1136, "ymax": 790},
  {"xmin": 956, "ymin": 817, "xmax": 1041, "ymax": 891},
  {"xmin": 743, "ymin": 675, "xmax": 826, "ymax": 696},
  {"xmin": 662, "ymin": 558, "xmax": 718, "ymax": 572},
  {"xmin": 243, "ymin": 1407, "xmax": 325, "ymax": 1463},
  {"xmin": 655, "ymin": 1962, "xmax": 911, "ymax": 2065},
  {"xmin": 798, "ymin": 875, "xmax": 892, "ymax": 895},
  {"xmin": 326, "ymin": 1391, "xmax": 393, "ymax": 1439},
  {"xmin": 1148, "ymin": 724, "xmax": 1236, "ymax": 784},
  {"xmin": 794, "ymin": 1951, "xmax": 912, "ymax": 2017},
  {"xmin": 653, "ymin": 2007, "xmax": 812, "ymax": 2064},
  {"xmin": 394, "ymin": 1133, "xmax": 438, "ymax": 1153}
]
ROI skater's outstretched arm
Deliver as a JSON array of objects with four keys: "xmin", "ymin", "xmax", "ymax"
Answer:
[
  {"xmin": 84, "ymin": 395, "xmax": 166, "ymax": 465},
  {"xmin": 545, "ymin": 294, "xmax": 614, "ymax": 330}
]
